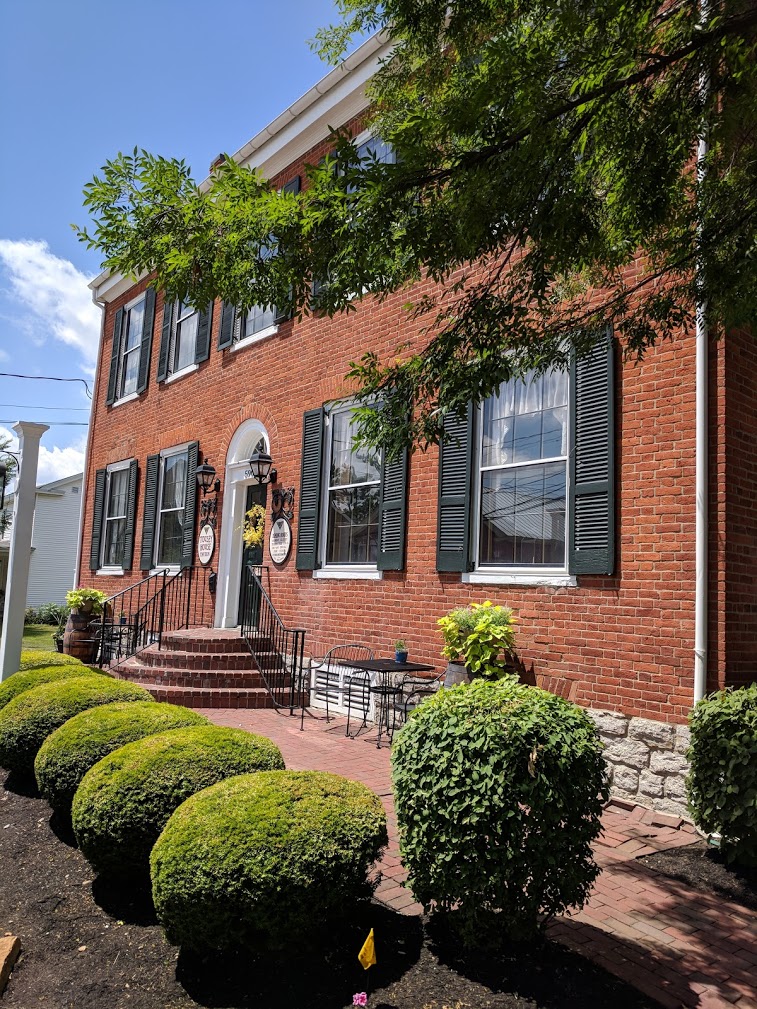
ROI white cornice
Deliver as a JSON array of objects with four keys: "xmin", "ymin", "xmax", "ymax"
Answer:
[{"xmin": 89, "ymin": 32, "xmax": 391, "ymax": 305}]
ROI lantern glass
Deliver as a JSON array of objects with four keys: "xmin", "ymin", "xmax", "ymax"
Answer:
[
  {"xmin": 195, "ymin": 459, "xmax": 217, "ymax": 494},
  {"xmin": 249, "ymin": 449, "xmax": 273, "ymax": 484}
]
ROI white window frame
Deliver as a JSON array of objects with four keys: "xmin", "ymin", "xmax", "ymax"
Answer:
[
  {"xmin": 470, "ymin": 372, "xmax": 572, "ymax": 582},
  {"xmin": 98, "ymin": 459, "xmax": 132, "ymax": 574},
  {"xmin": 153, "ymin": 444, "xmax": 191, "ymax": 572},
  {"xmin": 231, "ymin": 305, "xmax": 278, "ymax": 353},
  {"xmin": 318, "ymin": 405, "xmax": 382, "ymax": 574},
  {"xmin": 169, "ymin": 301, "xmax": 198, "ymax": 378},
  {"xmin": 115, "ymin": 293, "xmax": 146, "ymax": 403}
]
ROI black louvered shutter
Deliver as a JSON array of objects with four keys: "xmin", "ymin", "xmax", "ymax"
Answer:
[
  {"xmin": 194, "ymin": 302, "xmax": 213, "ymax": 363},
  {"xmin": 569, "ymin": 331, "xmax": 615, "ymax": 575},
  {"xmin": 181, "ymin": 441, "xmax": 200, "ymax": 569},
  {"xmin": 122, "ymin": 459, "xmax": 138, "ymax": 570},
  {"xmin": 156, "ymin": 298, "xmax": 174, "ymax": 382},
  {"xmin": 105, "ymin": 309, "xmax": 124, "ymax": 406},
  {"xmin": 89, "ymin": 469, "xmax": 107, "ymax": 570},
  {"xmin": 377, "ymin": 447, "xmax": 408, "ymax": 571},
  {"xmin": 218, "ymin": 302, "xmax": 236, "ymax": 349},
  {"xmin": 296, "ymin": 408, "xmax": 325, "ymax": 570},
  {"xmin": 436, "ymin": 405, "xmax": 474, "ymax": 572},
  {"xmin": 140, "ymin": 454, "xmax": 161, "ymax": 569},
  {"xmin": 135, "ymin": 288, "xmax": 156, "ymax": 395}
]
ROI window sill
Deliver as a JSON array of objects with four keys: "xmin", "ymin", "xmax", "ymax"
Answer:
[
  {"xmin": 231, "ymin": 325, "xmax": 279, "ymax": 353},
  {"xmin": 164, "ymin": 363, "xmax": 199, "ymax": 385},
  {"xmin": 313, "ymin": 567, "xmax": 383, "ymax": 581},
  {"xmin": 111, "ymin": 392, "xmax": 139, "ymax": 408},
  {"xmin": 149, "ymin": 566, "xmax": 180, "ymax": 578},
  {"xmin": 96, "ymin": 567, "xmax": 124, "ymax": 577},
  {"xmin": 462, "ymin": 571, "xmax": 577, "ymax": 587}
]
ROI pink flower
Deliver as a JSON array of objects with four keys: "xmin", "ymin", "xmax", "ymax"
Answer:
[{"xmin": 352, "ymin": 994, "xmax": 368, "ymax": 1007}]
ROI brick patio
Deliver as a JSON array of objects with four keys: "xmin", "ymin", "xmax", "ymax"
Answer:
[{"xmin": 204, "ymin": 707, "xmax": 757, "ymax": 1009}]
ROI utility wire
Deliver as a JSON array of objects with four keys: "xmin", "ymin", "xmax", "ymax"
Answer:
[
  {"xmin": 0, "ymin": 403, "xmax": 90, "ymax": 412},
  {"xmin": 0, "ymin": 420, "xmax": 89, "ymax": 426},
  {"xmin": 0, "ymin": 373, "xmax": 92, "ymax": 399}
]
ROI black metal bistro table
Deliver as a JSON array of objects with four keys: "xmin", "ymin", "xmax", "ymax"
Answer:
[{"xmin": 338, "ymin": 658, "xmax": 436, "ymax": 747}]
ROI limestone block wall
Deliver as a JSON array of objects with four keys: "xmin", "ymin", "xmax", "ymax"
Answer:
[{"xmin": 588, "ymin": 709, "xmax": 691, "ymax": 819}]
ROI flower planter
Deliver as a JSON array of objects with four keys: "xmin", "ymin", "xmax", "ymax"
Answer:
[
  {"xmin": 443, "ymin": 661, "xmax": 472, "ymax": 688},
  {"xmin": 62, "ymin": 612, "xmax": 97, "ymax": 663}
]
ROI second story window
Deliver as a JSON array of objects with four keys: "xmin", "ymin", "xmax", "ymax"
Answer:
[
  {"xmin": 156, "ymin": 299, "xmax": 213, "ymax": 384},
  {"xmin": 105, "ymin": 289, "xmax": 156, "ymax": 407}
]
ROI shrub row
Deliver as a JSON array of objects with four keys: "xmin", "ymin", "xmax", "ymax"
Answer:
[{"xmin": 24, "ymin": 604, "xmax": 68, "ymax": 626}]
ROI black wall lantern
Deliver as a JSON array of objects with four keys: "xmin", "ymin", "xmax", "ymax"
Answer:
[
  {"xmin": 195, "ymin": 457, "xmax": 221, "ymax": 527},
  {"xmin": 248, "ymin": 447, "xmax": 295, "ymax": 522},
  {"xmin": 248, "ymin": 449, "xmax": 277, "ymax": 486}
]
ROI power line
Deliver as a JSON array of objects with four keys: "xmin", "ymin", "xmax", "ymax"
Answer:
[
  {"xmin": 0, "ymin": 403, "xmax": 90, "ymax": 412},
  {"xmin": 0, "ymin": 373, "xmax": 92, "ymax": 399},
  {"xmin": 0, "ymin": 420, "xmax": 89, "ymax": 426}
]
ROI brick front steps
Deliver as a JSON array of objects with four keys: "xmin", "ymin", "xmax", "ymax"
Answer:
[{"xmin": 110, "ymin": 628, "xmax": 280, "ymax": 709}]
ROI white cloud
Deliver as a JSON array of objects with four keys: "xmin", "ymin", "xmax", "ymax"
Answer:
[
  {"xmin": 0, "ymin": 239, "xmax": 101, "ymax": 369},
  {"xmin": 0, "ymin": 425, "xmax": 85, "ymax": 488}
]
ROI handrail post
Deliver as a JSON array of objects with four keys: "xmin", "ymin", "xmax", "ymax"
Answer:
[
  {"xmin": 157, "ymin": 569, "xmax": 167, "ymax": 650},
  {"xmin": 185, "ymin": 565, "xmax": 193, "ymax": 629}
]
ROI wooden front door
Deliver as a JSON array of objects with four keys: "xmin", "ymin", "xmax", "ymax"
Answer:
[{"xmin": 238, "ymin": 483, "xmax": 267, "ymax": 627}]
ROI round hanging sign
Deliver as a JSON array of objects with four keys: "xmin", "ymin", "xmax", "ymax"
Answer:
[
  {"xmin": 269, "ymin": 517, "xmax": 292, "ymax": 564},
  {"xmin": 197, "ymin": 523, "xmax": 215, "ymax": 565}
]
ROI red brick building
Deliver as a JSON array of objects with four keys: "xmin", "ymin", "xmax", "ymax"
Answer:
[{"xmin": 78, "ymin": 35, "xmax": 755, "ymax": 815}]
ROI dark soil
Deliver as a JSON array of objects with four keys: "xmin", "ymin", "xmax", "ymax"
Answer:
[
  {"xmin": 640, "ymin": 840, "xmax": 757, "ymax": 911},
  {"xmin": 1, "ymin": 771, "xmax": 658, "ymax": 1009}
]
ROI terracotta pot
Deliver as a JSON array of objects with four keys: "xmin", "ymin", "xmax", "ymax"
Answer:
[
  {"xmin": 443, "ymin": 661, "xmax": 472, "ymax": 688},
  {"xmin": 62, "ymin": 612, "xmax": 97, "ymax": 663}
]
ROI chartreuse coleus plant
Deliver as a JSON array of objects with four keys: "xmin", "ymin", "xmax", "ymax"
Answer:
[{"xmin": 437, "ymin": 600, "xmax": 517, "ymax": 678}]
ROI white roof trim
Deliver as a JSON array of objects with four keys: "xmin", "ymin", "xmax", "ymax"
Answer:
[{"xmin": 89, "ymin": 32, "xmax": 392, "ymax": 305}]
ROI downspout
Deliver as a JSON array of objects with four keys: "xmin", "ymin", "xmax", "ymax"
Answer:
[
  {"xmin": 694, "ymin": 2, "xmax": 710, "ymax": 704},
  {"xmin": 74, "ymin": 290, "xmax": 106, "ymax": 587}
]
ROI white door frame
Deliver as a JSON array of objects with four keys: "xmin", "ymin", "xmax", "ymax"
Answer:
[{"xmin": 215, "ymin": 420, "xmax": 270, "ymax": 628}]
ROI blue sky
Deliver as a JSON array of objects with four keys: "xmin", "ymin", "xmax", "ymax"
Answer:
[{"xmin": 0, "ymin": 0, "xmax": 343, "ymax": 484}]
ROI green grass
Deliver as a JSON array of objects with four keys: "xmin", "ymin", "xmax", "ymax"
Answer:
[{"xmin": 22, "ymin": 625, "xmax": 59, "ymax": 650}]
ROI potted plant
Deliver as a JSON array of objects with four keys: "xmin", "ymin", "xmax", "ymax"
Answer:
[
  {"xmin": 52, "ymin": 609, "xmax": 68, "ymax": 653},
  {"xmin": 65, "ymin": 587, "xmax": 108, "ymax": 617},
  {"xmin": 394, "ymin": 639, "xmax": 408, "ymax": 663},
  {"xmin": 437, "ymin": 601, "xmax": 517, "ymax": 686},
  {"xmin": 119, "ymin": 610, "xmax": 127, "ymax": 626},
  {"xmin": 63, "ymin": 588, "xmax": 108, "ymax": 662}
]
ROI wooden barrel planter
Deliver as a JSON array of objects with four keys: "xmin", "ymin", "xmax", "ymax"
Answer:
[{"xmin": 62, "ymin": 611, "xmax": 97, "ymax": 663}]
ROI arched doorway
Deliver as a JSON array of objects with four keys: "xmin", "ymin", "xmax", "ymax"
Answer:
[{"xmin": 215, "ymin": 420, "xmax": 271, "ymax": 628}]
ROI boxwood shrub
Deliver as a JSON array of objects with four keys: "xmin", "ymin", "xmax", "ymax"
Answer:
[
  {"xmin": 0, "ymin": 677, "xmax": 152, "ymax": 775},
  {"xmin": 687, "ymin": 684, "xmax": 757, "ymax": 865},
  {"xmin": 151, "ymin": 770, "xmax": 388, "ymax": 951},
  {"xmin": 392, "ymin": 677, "xmax": 609, "ymax": 942},
  {"xmin": 35, "ymin": 701, "xmax": 209, "ymax": 813},
  {"xmin": 19, "ymin": 650, "xmax": 83, "ymax": 672},
  {"xmin": 72, "ymin": 726, "xmax": 285, "ymax": 876},
  {"xmin": 0, "ymin": 664, "xmax": 107, "ymax": 713}
]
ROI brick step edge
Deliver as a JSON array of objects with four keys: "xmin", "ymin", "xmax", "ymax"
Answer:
[
  {"xmin": 113, "ymin": 667, "xmax": 273, "ymax": 690},
  {"xmin": 135, "ymin": 648, "xmax": 259, "ymax": 671},
  {"xmin": 131, "ymin": 682, "xmax": 279, "ymax": 709},
  {"xmin": 159, "ymin": 633, "xmax": 266, "ymax": 655}
]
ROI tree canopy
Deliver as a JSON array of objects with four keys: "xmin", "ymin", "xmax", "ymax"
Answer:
[{"xmin": 77, "ymin": 0, "xmax": 757, "ymax": 455}]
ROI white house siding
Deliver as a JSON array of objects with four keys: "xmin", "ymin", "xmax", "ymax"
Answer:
[{"xmin": 16, "ymin": 475, "xmax": 83, "ymax": 607}]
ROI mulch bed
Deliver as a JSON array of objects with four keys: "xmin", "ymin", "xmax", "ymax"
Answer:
[
  {"xmin": 640, "ymin": 839, "xmax": 757, "ymax": 912},
  {"xmin": 1, "ymin": 772, "xmax": 658, "ymax": 1009}
]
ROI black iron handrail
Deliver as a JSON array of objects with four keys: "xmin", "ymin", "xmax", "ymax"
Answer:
[
  {"xmin": 97, "ymin": 565, "xmax": 215, "ymax": 666},
  {"xmin": 240, "ymin": 563, "xmax": 307, "ymax": 719}
]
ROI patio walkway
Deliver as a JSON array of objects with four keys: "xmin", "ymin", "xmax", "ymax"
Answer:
[{"xmin": 204, "ymin": 707, "xmax": 757, "ymax": 1009}]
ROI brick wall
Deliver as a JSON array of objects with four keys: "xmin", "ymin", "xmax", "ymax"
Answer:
[{"xmin": 79, "ymin": 135, "xmax": 738, "ymax": 728}]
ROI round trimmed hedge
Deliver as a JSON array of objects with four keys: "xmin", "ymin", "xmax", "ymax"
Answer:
[
  {"xmin": 35, "ymin": 701, "xmax": 209, "ymax": 813},
  {"xmin": 19, "ymin": 650, "xmax": 83, "ymax": 672},
  {"xmin": 0, "ymin": 664, "xmax": 107, "ymax": 712},
  {"xmin": 0, "ymin": 677, "xmax": 152, "ymax": 775},
  {"xmin": 392, "ymin": 677, "xmax": 609, "ymax": 941},
  {"xmin": 151, "ymin": 770, "xmax": 388, "ymax": 951},
  {"xmin": 72, "ymin": 726, "xmax": 285, "ymax": 876},
  {"xmin": 688, "ymin": 684, "xmax": 757, "ymax": 865}
]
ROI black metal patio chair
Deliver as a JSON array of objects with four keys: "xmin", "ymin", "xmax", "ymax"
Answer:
[{"xmin": 311, "ymin": 643, "xmax": 374, "ymax": 724}]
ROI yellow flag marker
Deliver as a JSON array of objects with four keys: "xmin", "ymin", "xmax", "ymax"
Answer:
[{"xmin": 358, "ymin": 928, "xmax": 376, "ymax": 970}]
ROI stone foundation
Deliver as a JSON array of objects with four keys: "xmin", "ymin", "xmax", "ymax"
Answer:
[{"xmin": 588, "ymin": 709, "xmax": 691, "ymax": 818}]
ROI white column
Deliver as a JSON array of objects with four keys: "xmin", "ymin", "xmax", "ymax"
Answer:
[{"xmin": 0, "ymin": 422, "xmax": 49, "ymax": 680}]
